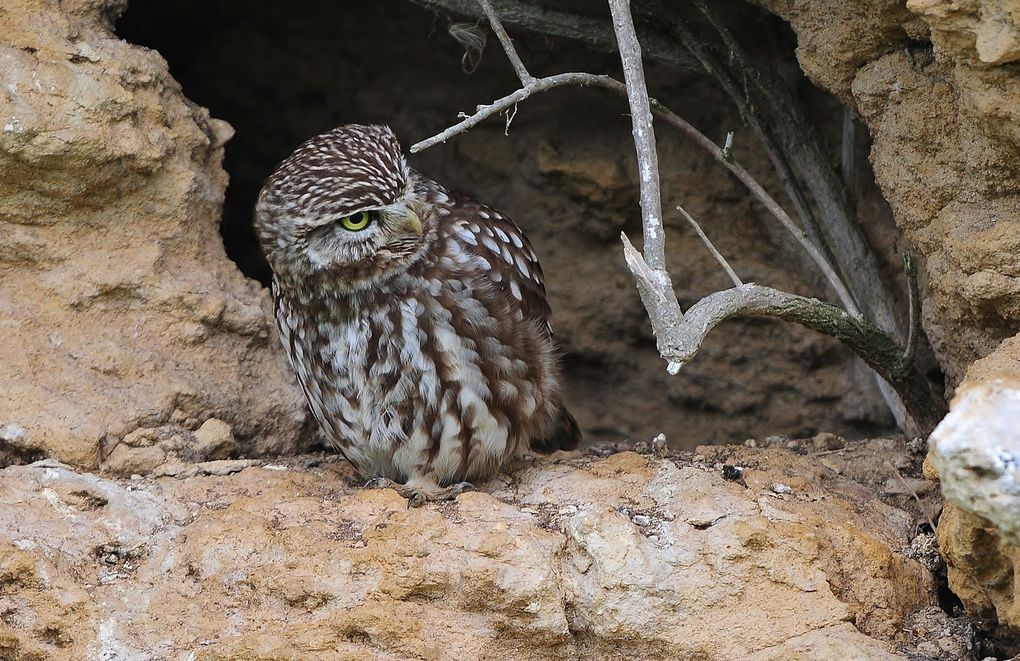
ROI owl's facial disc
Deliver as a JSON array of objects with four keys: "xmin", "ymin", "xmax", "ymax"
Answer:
[{"xmin": 254, "ymin": 124, "xmax": 428, "ymax": 291}]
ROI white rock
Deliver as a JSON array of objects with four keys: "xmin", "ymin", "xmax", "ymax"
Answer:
[{"xmin": 930, "ymin": 380, "xmax": 1020, "ymax": 543}]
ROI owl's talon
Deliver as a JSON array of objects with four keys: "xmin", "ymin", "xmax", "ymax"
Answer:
[
  {"xmin": 363, "ymin": 475, "xmax": 476, "ymax": 506},
  {"xmin": 450, "ymin": 481, "xmax": 475, "ymax": 495},
  {"xmin": 364, "ymin": 476, "xmax": 395, "ymax": 490}
]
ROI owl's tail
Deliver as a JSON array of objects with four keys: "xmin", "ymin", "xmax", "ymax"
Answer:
[{"xmin": 530, "ymin": 401, "xmax": 581, "ymax": 454}]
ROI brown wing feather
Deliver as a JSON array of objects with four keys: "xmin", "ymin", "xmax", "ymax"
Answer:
[
  {"xmin": 437, "ymin": 191, "xmax": 553, "ymax": 334},
  {"xmin": 428, "ymin": 185, "xmax": 582, "ymax": 454}
]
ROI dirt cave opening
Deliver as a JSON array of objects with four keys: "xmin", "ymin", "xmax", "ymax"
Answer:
[{"xmin": 115, "ymin": 0, "xmax": 935, "ymax": 448}]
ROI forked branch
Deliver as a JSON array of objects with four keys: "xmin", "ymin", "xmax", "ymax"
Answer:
[{"xmin": 624, "ymin": 235, "xmax": 944, "ymax": 432}]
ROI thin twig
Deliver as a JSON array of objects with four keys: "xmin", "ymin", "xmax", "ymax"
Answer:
[
  {"xmin": 677, "ymin": 205, "xmax": 742, "ymax": 287},
  {"xmin": 411, "ymin": 72, "xmax": 617, "ymax": 152},
  {"xmin": 722, "ymin": 131, "xmax": 734, "ymax": 163},
  {"xmin": 884, "ymin": 460, "xmax": 937, "ymax": 533},
  {"xmin": 477, "ymin": 0, "xmax": 534, "ymax": 85}
]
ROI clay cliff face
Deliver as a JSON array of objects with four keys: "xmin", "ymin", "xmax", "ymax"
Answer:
[
  {"xmin": 0, "ymin": 0, "xmax": 310, "ymax": 469},
  {"xmin": 753, "ymin": 0, "xmax": 1020, "ymax": 631},
  {"xmin": 757, "ymin": 0, "xmax": 1020, "ymax": 384}
]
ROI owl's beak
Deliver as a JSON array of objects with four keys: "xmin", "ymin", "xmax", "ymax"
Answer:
[
  {"xmin": 381, "ymin": 202, "xmax": 422, "ymax": 238},
  {"xmin": 403, "ymin": 208, "xmax": 423, "ymax": 236}
]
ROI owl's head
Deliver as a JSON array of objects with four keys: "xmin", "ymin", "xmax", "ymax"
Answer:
[{"xmin": 254, "ymin": 124, "xmax": 431, "ymax": 291}]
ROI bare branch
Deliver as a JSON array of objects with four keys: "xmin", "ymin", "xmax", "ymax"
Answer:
[
  {"xmin": 691, "ymin": 0, "xmax": 909, "ymax": 429},
  {"xmin": 646, "ymin": 102, "xmax": 861, "ymax": 318},
  {"xmin": 408, "ymin": 0, "xmax": 696, "ymax": 70},
  {"xmin": 414, "ymin": 0, "xmax": 900, "ymax": 343},
  {"xmin": 671, "ymin": 1, "xmax": 837, "ymax": 284},
  {"xmin": 677, "ymin": 205, "xmax": 742, "ymax": 287},
  {"xmin": 407, "ymin": 0, "xmax": 945, "ymax": 432},
  {"xmin": 620, "ymin": 233, "xmax": 684, "ymax": 370},
  {"xmin": 477, "ymin": 0, "xmax": 533, "ymax": 85},
  {"xmin": 608, "ymin": 0, "xmax": 666, "ymax": 275},
  {"xmin": 689, "ymin": 1, "xmax": 898, "ymax": 334},
  {"xmin": 841, "ymin": 108, "xmax": 857, "ymax": 210}
]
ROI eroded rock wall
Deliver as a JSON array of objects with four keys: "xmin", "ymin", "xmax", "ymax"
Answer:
[
  {"xmin": 757, "ymin": 0, "xmax": 1020, "ymax": 384},
  {"xmin": 0, "ymin": 0, "xmax": 310, "ymax": 468},
  {"xmin": 753, "ymin": 0, "xmax": 1020, "ymax": 631},
  {"xmin": 753, "ymin": 0, "xmax": 1020, "ymax": 636},
  {"xmin": 931, "ymin": 336, "xmax": 1020, "ymax": 627}
]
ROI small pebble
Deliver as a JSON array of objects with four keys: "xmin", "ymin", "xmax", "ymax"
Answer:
[
  {"xmin": 722, "ymin": 465, "xmax": 743, "ymax": 480},
  {"xmin": 770, "ymin": 483, "xmax": 793, "ymax": 495}
]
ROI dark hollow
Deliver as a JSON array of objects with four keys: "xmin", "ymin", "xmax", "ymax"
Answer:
[{"xmin": 116, "ymin": 0, "xmax": 919, "ymax": 447}]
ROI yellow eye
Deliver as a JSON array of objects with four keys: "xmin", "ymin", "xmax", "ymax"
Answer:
[{"xmin": 340, "ymin": 210, "xmax": 372, "ymax": 231}]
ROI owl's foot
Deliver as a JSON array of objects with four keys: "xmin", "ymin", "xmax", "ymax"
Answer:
[{"xmin": 364, "ymin": 476, "xmax": 475, "ymax": 508}]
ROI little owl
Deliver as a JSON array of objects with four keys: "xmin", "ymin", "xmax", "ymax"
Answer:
[{"xmin": 254, "ymin": 124, "xmax": 579, "ymax": 505}]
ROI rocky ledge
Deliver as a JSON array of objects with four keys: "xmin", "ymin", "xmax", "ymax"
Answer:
[{"xmin": 0, "ymin": 437, "xmax": 966, "ymax": 660}]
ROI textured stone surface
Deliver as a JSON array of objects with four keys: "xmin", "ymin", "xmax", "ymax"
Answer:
[
  {"xmin": 853, "ymin": 52, "xmax": 1020, "ymax": 382},
  {"xmin": 909, "ymin": 0, "xmax": 1020, "ymax": 64},
  {"xmin": 938, "ymin": 503, "xmax": 1020, "ymax": 627},
  {"xmin": 934, "ymin": 335, "xmax": 1020, "ymax": 627},
  {"xmin": 930, "ymin": 380, "xmax": 1020, "ymax": 544},
  {"xmin": 0, "ymin": 444, "xmax": 938, "ymax": 659},
  {"xmin": 751, "ymin": 0, "xmax": 926, "ymax": 103},
  {"xmin": 760, "ymin": 0, "xmax": 1020, "ymax": 626},
  {"xmin": 0, "ymin": 0, "xmax": 309, "ymax": 468}
]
